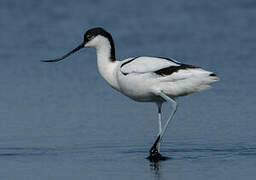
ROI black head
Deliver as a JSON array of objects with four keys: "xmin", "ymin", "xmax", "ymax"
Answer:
[
  {"xmin": 84, "ymin": 27, "xmax": 112, "ymax": 43},
  {"xmin": 83, "ymin": 27, "xmax": 116, "ymax": 61}
]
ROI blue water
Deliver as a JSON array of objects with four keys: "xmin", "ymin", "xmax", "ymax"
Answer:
[{"xmin": 0, "ymin": 0, "xmax": 256, "ymax": 179}]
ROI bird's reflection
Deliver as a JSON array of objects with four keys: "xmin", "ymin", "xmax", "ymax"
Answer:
[{"xmin": 149, "ymin": 161, "xmax": 162, "ymax": 180}]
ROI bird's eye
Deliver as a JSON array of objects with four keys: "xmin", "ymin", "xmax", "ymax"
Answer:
[{"xmin": 87, "ymin": 34, "xmax": 93, "ymax": 40}]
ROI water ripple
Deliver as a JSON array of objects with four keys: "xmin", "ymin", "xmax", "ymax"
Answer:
[
  {"xmin": 161, "ymin": 145, "xmax": 256, "ymax": 160},
  {"xmin": 0, "ymin": 144, "xmax": 255, "ymax": 160}
]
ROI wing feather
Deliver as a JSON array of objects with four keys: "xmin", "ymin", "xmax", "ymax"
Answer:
[{"xmin": 120, "ymin": 56, "xmax": 181, "ymax": 75}]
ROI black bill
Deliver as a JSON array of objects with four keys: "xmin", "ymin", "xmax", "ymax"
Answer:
[{"xmin": 41, "ymin": 43, "xmax": 85, "ymax": 62}]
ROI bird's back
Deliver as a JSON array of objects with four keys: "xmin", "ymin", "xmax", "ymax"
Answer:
[{"xmin": 116, "ymin": 56, "xmax": 219, "ymax": 101}]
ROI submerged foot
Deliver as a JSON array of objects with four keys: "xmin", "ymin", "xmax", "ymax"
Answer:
[
  {"xmin": 147, "ymin": 148, "xmax": 166, "ymax": 162},
  {"xmin": 147, "ymin": 135, "xmax": 167, "ymax": 162}
]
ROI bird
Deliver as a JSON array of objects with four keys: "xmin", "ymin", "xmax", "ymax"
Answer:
[{"xmin": 42, "ymin": 27, "xmax": 219, "ymax": 162}]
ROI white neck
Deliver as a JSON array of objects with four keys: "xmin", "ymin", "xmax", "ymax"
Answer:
[{"xmin": 95, "ymin": 39, "xmax": 120, "ymax": 91}]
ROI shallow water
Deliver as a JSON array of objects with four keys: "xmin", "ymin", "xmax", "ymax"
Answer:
[{"xmin": 0, "ymin": 0, "xmax": 256, "ymax": 179}]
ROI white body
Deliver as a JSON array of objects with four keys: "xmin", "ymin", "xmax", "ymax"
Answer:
[{"xmin": 86, "ymin": 35, "xmax": 219, "ymax": 103}]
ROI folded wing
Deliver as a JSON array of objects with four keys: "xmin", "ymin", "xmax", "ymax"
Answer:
[{"xmin": 120, "ymin": 56, "xmax": 182, "ymax": 75}]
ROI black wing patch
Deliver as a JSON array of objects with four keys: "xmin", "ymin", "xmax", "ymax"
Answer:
[
  {"xmin": 156, "ymin": 56, "xmax": 180, "ymax": 64},
  {"xmin": 121, "ymin": 57, "xmax": 140, "ymax": 75},
  {"xmin": 120, "ymin": 57, "xmax": 140, "ymax": 68},
  {"xmin": 154, "ymin": 64, "xmax": 199, "ymax": 76}
]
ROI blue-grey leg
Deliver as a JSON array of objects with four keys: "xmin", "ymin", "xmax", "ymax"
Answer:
[
  {"xmin": 149, "ymin": 92, "xmax": 177, "ymax": 161},
  {"xmin": 156, "ymin": 102, "xmax": 162, "ymax": 151},
  {"xmin": 158, "ymin": 92, "xmax": 178, "ymax": 141}
]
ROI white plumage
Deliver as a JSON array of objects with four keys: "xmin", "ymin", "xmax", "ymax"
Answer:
[
  {"xmin": 116, "ymin": 56, "xmax": 218, "ymax": 101},
  {"xmin": 42, "ymin": 27, "xmax": 219, "ymax": 161}
]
